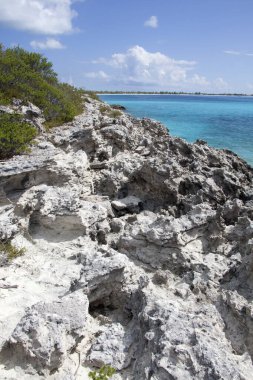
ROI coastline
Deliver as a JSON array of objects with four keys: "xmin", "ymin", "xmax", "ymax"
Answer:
[
  {"xmin": 98, "ymin": 93, "xmax": 253, "ymax": 98},
  {"xmin": 99, "ymin": 93, "xmax": 253, "ymax": 167}
]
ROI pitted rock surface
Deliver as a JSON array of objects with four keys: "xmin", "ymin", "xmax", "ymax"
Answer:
[{"xmin": 0, "ymin": 96, "xmax": 252, "ymax": 379}]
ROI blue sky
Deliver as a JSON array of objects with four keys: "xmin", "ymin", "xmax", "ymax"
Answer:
[{"xmin": 1, "ymin": 0, "xmax": 253, "ymax": 93}]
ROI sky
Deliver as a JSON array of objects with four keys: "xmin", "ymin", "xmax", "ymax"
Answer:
[{"xmin": 1, "ymin": 0, "xmax": 253, "ymax": 93}]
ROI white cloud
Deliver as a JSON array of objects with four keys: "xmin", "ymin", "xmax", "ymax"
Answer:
[
  {"xmin": 214, "ymin": 77, "xmax": 228, "ymax": 90},
  {"xmin": 0, "ymin": 0, "xmax": 77, "ymax": 35},
  {"xmin": 224, "ymin": 50, "xmax": 253, "ymax": 57},
  {"xmin": 224, "ymin": 50, "xmax": 241, "ymax": 55},
  {"xmin": 89, "ymin": 46, "xmax": 231, "ymax": 92},
  {"xmin": 144, "ymin": 16, "xmax": 158, "ymax": 28},
  {"xmin": 84, "ymin": 71, "xmax": 109, "ymax": 80},
  {"xmin": 189, "ymin": 74, "xmax": 210, "ymax": 86},
  {"xmin": 93, "ymin": 45, "xmax": 196, "ymax": 86},
  {"xmin": 30, "ymin": 38, "xmax": 65, "ymax": 50}
]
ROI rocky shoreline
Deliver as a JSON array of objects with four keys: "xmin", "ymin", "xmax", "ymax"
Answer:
[{"xmin": 0, "ymin": 96, "xmax": 253, "ymax": 379}]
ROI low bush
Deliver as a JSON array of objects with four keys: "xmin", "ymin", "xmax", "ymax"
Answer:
[
  {"xmin": 0, "ymin": 113, "xmax": 37, "ymax": 159},
  {"xmin": 109, "ymin": 110, "xmax": 122, "ymax": 118},
  {"xmin": 88, "ymin": 365, "xmax": 116, "ymax": 380},
  {"xmin": 98, "ymin": 106, "xmax": 122, "ymax": 119},
  {"xmin": 99, "ymin": 105, "xmax": 110, "ymax": 114}
]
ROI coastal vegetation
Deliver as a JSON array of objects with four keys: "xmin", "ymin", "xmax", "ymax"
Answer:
[
  {"xmin": 96, "ymin": 90, "xmax": 251, "ymax": 96},
  {"xmin": 99, "ymin": 105, "xmax": 111, "ymax": 114},
  {"xmin": 0, "ymin": 113, "xmax": 37, "ymax": 159},
  {"xmin": 109, "ymin": 109, "xmax": 122, "ymax": 118},
  {"xmin": 0, "ymin": 44, "xmax": 86, "ymax": 127},
  {"xmin": 99, "ymin": 105, "xmax": 122, "ymax": 118},
  {"xmin": 88, "ymin": 365, "xmax": 116, "ymax": 380},
  {"xmin": 0, "ymin": 44, "xmax": 99, "ymax": 159},
  {"xmin": 85, "ymin": 91, "xmax": 101, "ymax": 101}
]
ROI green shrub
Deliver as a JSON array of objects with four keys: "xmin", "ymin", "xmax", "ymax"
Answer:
[
  {"xmin": 109, "ymin": 110, "xmax": 122, "ymax": 119},
  {"xmin": 99, "ymin": 105, "xmax": 110, "ymax": 114},
  {"xmin": 88, "ymin": 365, "xmax": 116, "ymax": 380},
  {"xmin": 0, "ymin": 45, "xmax": 85, "ymax": 127},
  {"xmin": 0, "ymin": 241, "xmax": 26, "ymax": 260},
  {"xmin": 85, "ymin": 91, "xmax": 101, "ymax": 101},
  {"xmin": 0, "ymin": 113, "xmax": 37, "ymax": 159},
  {"xmin": 98, "ymin": 105, "xmax": 123, "ymax": 119}
]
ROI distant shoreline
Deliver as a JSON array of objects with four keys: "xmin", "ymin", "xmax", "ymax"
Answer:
[{"xmin": 97, "ymin": 92, "xmax": 253, "ymax": 97}]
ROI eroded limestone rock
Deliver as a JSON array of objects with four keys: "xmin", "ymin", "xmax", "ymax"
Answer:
[
  {"xmin": 2, "ymin": 291, "xmax": 88, "ymax": 373},
  {"xmin": 0, "ymin": 95, "xmax": 252, "ymax": 379}
]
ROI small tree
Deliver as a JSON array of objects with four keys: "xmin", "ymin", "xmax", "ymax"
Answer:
[{"xmin": 88, "ymin": 365, "xmax": 116, "ymax": 380}]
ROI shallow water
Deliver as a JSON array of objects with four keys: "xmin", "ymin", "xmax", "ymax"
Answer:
[{"xmin": 100, "ymin": 94, "xmax": 253, "ymax": 167}]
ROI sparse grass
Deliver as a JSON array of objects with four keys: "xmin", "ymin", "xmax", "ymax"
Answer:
[
  {"xmin": 108, "ymin": 110, "xmax": 122, "ymax": 119},
  {"xmin": 99, "ymin": 105, "xmax": 122, "ymax": 118},
  {"xmin": 88, "ymin": 365, "xmax": 116, "ymax": 380},
  {"xmin": 99, "ymin": 105, "xmax": 110, "ymax": 114},
  {"xmin": 98, "ymin": 105, "xmax": 122, "ymax": 119},
  {"xmin": 0, "ymin": 241, "xmax": 26, "ymax": 260}
]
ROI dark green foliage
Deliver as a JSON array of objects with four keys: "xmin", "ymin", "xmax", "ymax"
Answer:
[
  {"xmin": 88, "ymin": 365, "xmax": 116, "ymax": 380},
  {"xmin": 43, "ymin": 82, "xmax": 85, "ymax": 128},
  {"xmin": 0, "ymin": 113, "xmax": 37, "ymax": 159},
  {"xmin": 0, "ymin": 45, "xmax": 85, "ymax": 127}
]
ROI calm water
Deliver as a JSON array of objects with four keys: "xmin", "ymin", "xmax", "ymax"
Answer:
[{"xmin": 99, "ymin": 94, "xmax": 253, "ymax": 167}]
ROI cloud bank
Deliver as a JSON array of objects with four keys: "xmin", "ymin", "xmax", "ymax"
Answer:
[
  {"xmin": 87, "ymin": 45, "xmax": 228, "ymax": 91},
  {"xmin": 91, "ymin": 45, "xmax": 196, "ymax": 86}
]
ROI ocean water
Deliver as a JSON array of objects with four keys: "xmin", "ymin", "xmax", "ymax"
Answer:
[{"xmin": 99, "ymin": 94, "xmax": 253, "ymax": 167}]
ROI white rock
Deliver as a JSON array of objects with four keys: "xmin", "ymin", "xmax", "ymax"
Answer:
[
  {"xmin": 8, "ymin": 291, "xmax": 88, "ymax": 371},
  {"xmin": 0, "ymin": 96, "xmax": 252, "ymax": 380},
  {"xmin": 111, "ymin": 196, "xmax": 142, "ymax": 212}
]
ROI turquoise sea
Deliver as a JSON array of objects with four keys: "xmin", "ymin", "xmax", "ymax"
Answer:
[{"xmin": 99, "ymin": 94, "xmax": 253, "ymax": 167}]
